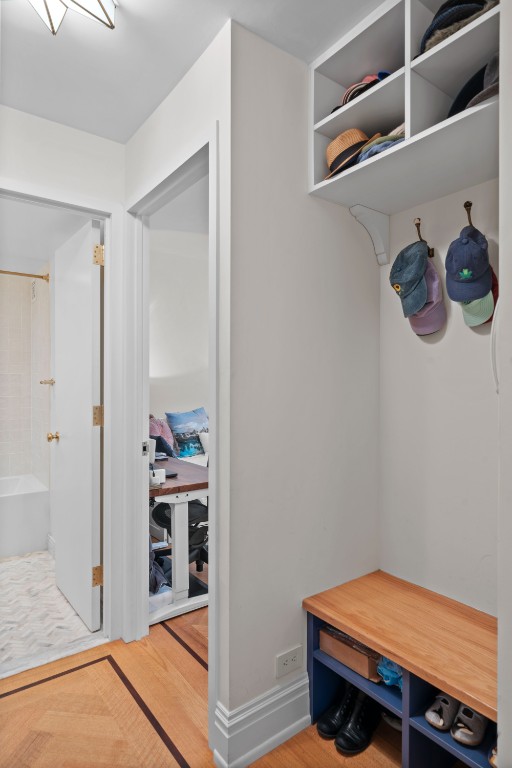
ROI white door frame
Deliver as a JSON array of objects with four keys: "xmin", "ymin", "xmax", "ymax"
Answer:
[
  {"xmin": 126, "ymin": 124, "xmax": 219, "ymax": 739},
  {"xmin": 0, "ymin": 184, "xmax": 127, "ymax": 644}
]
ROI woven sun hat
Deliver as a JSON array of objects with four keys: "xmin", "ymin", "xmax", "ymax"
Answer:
[
  {"xmin": 445, "ymin": 229, "xmax": 491, "ymax": 302},
  {"xmin": 409, "ymin": 260, "xmax": 447, "ymax": 335},
  {"xmin": 325, "ymin": 129, "xmax": 381, "ymax": 179},
  {"xmin": 389, "ymin": 241, "xmax": 429, "ymax": 318}
]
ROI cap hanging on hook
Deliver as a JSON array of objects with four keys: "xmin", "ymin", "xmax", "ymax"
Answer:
[
  {"xmin": 414, "ymin": 218, "xmax": 434, "ymax": 258},
  {"xmin": 464, "ymin": 201, "xmax": 473, "ymax": 227}
]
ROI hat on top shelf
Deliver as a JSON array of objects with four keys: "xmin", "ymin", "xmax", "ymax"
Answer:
[
  {"xmin": 420, "ymin": 0, "xmax": 498, "ymax": 55},
  {"xmin": 330, "ymin": 71, "xmax": 390, "ymax": 114},
  {"xmin": 389, "ymin": 241, "xmax": 429, "ymax": 318},
  {"xmin": 448, "ymin": 52, "xmax": 499, "ymax": 117},
  {"xmin": 466, "ymin": 52, "xmax": 499, "ymax": 108},
  {"xmin": 409, "ymin": 261, "xmax": 447, "ymax": 336},
  {"xmin": 445, "ymin": 227, "xmax": 491, "ymax": 302},
  {"xmin": 325, "ymin": 129, "xmax": 380, "ymax": 179}
]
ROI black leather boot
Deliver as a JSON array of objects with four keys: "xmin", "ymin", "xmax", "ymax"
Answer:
[
  {"xmin": 334, "ymin": 690, "xmax": 381, "ymax": 754},
  {"xmin": 316, "ymin": 683, "xmax": 358, "ymax": 739}
]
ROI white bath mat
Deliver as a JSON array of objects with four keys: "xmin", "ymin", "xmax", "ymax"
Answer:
[{"xmin": 0, "ymin": 551, "xmax": 100, "ymax": 677}]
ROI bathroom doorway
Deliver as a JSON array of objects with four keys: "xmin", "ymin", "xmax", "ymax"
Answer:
[{"xmin": 0, "ymin": 195, "xmax": 106, "ymax": 677}]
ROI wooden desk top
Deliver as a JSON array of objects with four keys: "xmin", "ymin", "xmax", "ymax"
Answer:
[
  {"xmin": 303, "ymin": 570, "xmax": 497, "ymax": 721},
  {"xmin": 149, "ymin": 458, "xmax": 208, "ymax": 498}
]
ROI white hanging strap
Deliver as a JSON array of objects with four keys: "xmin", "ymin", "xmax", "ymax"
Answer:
[{"xmin": 490, "ymin": 296, "xmax": 500, "ymax": 394}]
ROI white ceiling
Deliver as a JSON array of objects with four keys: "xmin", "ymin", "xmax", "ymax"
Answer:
[
  {"xmin": 0, "ymin": 0, "xmax": 384, "ymax": 143},
  {"xmin": 0, "ymin": 197, "xmax": 89, "ymax": 266}
]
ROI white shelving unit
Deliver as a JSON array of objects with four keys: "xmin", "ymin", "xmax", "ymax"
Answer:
[{"xmin": 309, "ymin": 0, "xmax": 500, "ymax": 235}]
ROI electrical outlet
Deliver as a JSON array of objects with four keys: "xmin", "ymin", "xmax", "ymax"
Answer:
[{"xmin": 275, "ymin": 644, "xmax": 303, "ymax": 678}]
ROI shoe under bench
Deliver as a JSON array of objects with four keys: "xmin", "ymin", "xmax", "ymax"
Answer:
[{"xmin": 303, "ymin": 570, "xmax": 497, "ymax": 768}]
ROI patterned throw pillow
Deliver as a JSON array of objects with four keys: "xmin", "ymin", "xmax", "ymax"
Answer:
[
  {"xmin": 166, "ymin": 408, "xmax": 208, "ymax": 458},
  {"xmin": 149, "ymin": 416, "xmax": 177, "ymax": 454}
]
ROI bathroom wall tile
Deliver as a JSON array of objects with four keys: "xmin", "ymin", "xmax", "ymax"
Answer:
[
  {"xmin": 0, "ymin": 456, "xmax": 10, "ymax": 477},
  {"xmin": 9, "ymin": 454, "xmax": 31, "ymax": 475}
]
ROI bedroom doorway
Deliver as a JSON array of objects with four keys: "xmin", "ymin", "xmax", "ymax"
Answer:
[{"xmin": 129, "ymin": 136, "xmax": 219, "ymax": 734}]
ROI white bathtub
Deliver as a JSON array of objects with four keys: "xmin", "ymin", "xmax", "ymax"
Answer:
[{"xmin": 0, "ymin": 475, "xmax": 50, "ymax": 558}]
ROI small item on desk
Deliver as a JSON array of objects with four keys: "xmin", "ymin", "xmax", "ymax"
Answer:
[
  {"xmin": 155, "ymin": 452, "xmax": 168, "ymax": 461},
  {"xmin": 149, "ymin": 468, "xmax": 166, "ymax": 487},
  {"xmin": 165, "ymin": 470, "xmax": 178, "ymax": 478}
]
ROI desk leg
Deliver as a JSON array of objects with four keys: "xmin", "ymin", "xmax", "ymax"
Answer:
[{"xmin": 171, "ymin": 501, "xmax": 189, "ymax": 603}]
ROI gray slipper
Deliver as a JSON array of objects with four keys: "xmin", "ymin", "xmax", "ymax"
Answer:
[
  {"xmin": 425, "ymin": 692, "xmax": 459, "ymax": 731},
  {"xmin": 450, "ymin": 705, "xmax": 488, "ymax": 747}
]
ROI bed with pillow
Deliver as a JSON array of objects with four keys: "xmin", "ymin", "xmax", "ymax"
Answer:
[{"xmin": 149, "ymin": 406, "xmax": 209, "ymax": 466}]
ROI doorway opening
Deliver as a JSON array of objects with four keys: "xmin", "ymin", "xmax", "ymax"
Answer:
[
  {"xmin": 147, "ymin": 169, "xmax": 210, "ymax": 621},
  {"xmin": 130, "ymin": 137, "xmax": 218, "ymax": 733},
  {"xmin": 0, "ymin": 194, "xmax": 107, "ymax": 677}
]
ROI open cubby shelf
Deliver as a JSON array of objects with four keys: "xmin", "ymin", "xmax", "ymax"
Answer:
[
  {"xmin": 304, "ymin": 572, "xmax": 497, "ymax": 768},
  {"xmin": 313, "ymin": 648, "xmax": 403, "ymax": 716},
  {"xmin": 310, "ymin": 0, "xmax": 500, "ymax": 213}
]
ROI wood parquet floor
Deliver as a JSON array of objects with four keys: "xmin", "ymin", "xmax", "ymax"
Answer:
[{"xmin": 0, "ymin": 605, "xmax": 417, "ymax": 767}]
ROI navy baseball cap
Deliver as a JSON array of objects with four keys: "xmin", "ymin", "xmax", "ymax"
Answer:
[
  {"xmin": 389, "ymin": 241, "xmax": 428, "ymax": 317},
  {"xmin": 445, "ymin": 228, "xmax": 491, "ymax": 302}
]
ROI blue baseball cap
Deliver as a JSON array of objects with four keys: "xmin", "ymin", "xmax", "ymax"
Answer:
[
  {"xmin": 389, "ymin": 241, "xmax": 428, "ymax": 317},
  {"xmin": 445, "ymin": 228, "xmax": 491, "ymax": 302}
]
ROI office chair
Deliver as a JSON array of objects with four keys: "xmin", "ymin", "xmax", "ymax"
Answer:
[{"xmin": 150, "ymin": 498, "xmax": 209, "ymax": 573}]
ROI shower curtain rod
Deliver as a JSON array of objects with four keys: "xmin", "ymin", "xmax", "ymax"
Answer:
[{"xmin": 0, "ymin": 269, "xmax": 49, "ymax": 282}]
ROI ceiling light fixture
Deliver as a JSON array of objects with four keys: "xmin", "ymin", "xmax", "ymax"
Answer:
[{"xmin": 27, "ymin": 0, "xmax": 117, "ymax": 35}]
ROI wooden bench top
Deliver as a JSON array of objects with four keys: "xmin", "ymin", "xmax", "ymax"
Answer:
[{"xmin": 303, "ymin": 570, "xmax": 497, "ymax": 721}]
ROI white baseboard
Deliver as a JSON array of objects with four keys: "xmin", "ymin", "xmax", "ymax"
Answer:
[
  {"xmin": 47, "ymin": 534, "xmax": 55, "ymax": 558},
  {"xmin": 212, "ymin": 673, "xmax": 310, "ymax": 768}
]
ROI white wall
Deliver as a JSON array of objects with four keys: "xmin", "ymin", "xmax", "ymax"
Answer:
[
  {"xmin": 0, "ymin": 106, "xmax": 125, "ymax": 205},
  {"xmin": 229, "ymin": 22, "xmax": 380, "ymax": 712},
  {"xmin": 379, "ymin": 179, "xmax": 499, "ymax": 616},
  {"xmin": 497, "ymin": 0, "xmax": 512, "ymax": 757},
  {"xmin": 149, "ymin": 230, "xmax": 209, "ymax": 416},
  {"xmin": 124, "ymin": 22, "xmax": 233, "ymax": 740}
]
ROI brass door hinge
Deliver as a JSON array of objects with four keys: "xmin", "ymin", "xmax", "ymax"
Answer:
[
  {"xmin": 93, "ymin": 244, "xmax": 105, "ymax": 266},
  {"xmin": 92, "ymin": 565, "xmax": 103, "ymax": 587},
  {"xmin": 92, "ymin": 404, "xmax": 104, "ymax": 427}
]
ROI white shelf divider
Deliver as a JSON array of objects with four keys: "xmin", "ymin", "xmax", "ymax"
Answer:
[
  {"xmin": 314, "ymin": 68, "xmax": 406, "ymax": 141},
  {"xmin": 311, "ymin": 98, "xmax": 498, "ymax": 216},
  {"xmin": 411, "ymin": 5, "xmax": 500, "ymax": 99}
]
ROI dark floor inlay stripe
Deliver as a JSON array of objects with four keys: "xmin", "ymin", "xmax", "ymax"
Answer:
[
  {"xmin": 106, "ymin": 656, "xmax": 190, "ymax": 768},
  {"xmin": 160, "ymin": 621, "xmax": 208, "ymax": 671},
  {"xmin": 0, "ymin": 656, "xmax": 110, "ymax": 698},
  {"xmin": 2, "ymin": 654, "xmax": 190, "ymax": 768}
]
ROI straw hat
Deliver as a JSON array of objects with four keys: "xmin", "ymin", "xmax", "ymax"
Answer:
[{"xmin": 325, "ymin": 129, "xmax": 380, "ymax": 180}]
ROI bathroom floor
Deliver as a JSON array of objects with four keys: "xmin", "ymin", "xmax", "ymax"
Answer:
[{"xmin": 0, "ymin": 551, "xmax": 103, "ymax": 679}]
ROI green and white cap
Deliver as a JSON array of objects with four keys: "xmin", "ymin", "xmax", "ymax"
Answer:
[{"xmin": 460, "ymin": 290, "xmax": 494, "ymax": 327}]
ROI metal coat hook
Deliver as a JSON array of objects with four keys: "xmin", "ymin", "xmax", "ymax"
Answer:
[
  {"xmin": 414, "ymin": 218, "xmax": 434, "ymax": 258},
  {"xmin": 464, "ymin": 200, "xmax": 473, "ymax": 227}
]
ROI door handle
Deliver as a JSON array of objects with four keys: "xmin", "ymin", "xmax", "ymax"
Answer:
[
  {"xmin": 47, "ymin": 432, "xmax": 60, "ymax": 442},
  {"xmin": 40, "ymin": 379, "xmax": 55, "ymax": 385}
]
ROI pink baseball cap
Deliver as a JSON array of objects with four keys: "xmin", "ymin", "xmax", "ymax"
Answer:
[{"xmin": 409, "ymin": 261, "xmax": 447, "ymax": 336}]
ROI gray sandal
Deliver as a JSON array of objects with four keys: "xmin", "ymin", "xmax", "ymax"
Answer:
[
  {"xmin": 425, "ymin": 692, "xmax": 459, "ymax": 731},
  {"xmin": 450, "ymin": 705, "xmax": 488, "ymax": 747}
]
